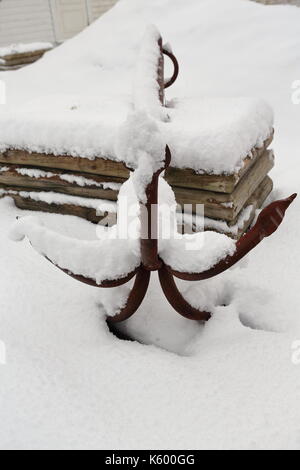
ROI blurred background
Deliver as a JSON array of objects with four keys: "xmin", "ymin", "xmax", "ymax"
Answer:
[{"xmin": 0, "ymin": 0, "xmax": 299, "ymax": 47}]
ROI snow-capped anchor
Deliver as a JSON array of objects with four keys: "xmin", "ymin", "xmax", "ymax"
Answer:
[{"xmin": 9, "ymin": 26, "xmax": 297, "ymax": 326}]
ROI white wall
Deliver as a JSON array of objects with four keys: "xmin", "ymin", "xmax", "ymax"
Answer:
[
  {"xmin": 50, "ymin": 0, "xmax": 89, "ymax": 42},
  {"xmin": 0, "ymin": 0, "xmax": 55, "ymax": 47},
  {"xmin": 0, "ymin": 0, "xmax": 118, "ymax": 47},
  {"xmin": 87, "ymin": 0, "xmax": 118, "ymax": 22},
  {"xmin": 50, "ymin": 0, "xmax": 118, "ymax": 42}
]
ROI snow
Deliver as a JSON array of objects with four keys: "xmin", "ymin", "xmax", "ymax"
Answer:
[
  {"xmin": 134, "ymin": 25, "xmax": 167, "ymax": 121},
  {"xmin": 116, "ymin": 111, "xmax": 166, "ymax": 202},
  {"xmin": 0, "ymin": 42, "xmax": 53, "ymax": 59},
  {"xmin": 160, "ymin": 232, "xmax": 236, "ymax": 273},
  {"xmin": 10, "ymin": 213, "xmax": 140, "ymax": 285},
  {"xmin": 16, "ymin": 168, "xmax": 54, "ymax": 179},
  {"xmin": 0, "ymin": 94, "xmax": 128, "ymax": 160},
  {"xmin": 0, "ymin": 8, "xmax": 273, "ymax": 174},
  {"xmin": 179, "ymin": 204, "xmax": 256, "ymax": 238},
  {"xmin": 11, "ymin": 176, "xmax": 235, "ymax": 278},
  {"xmin": 9, "ymin": 178, "xmax": 143, "ymax": 284},
  {"xmin": 0, "ymin": 188, "xmax": 112, "ymax": 211},
  {"xmin": 164, "ymin": 97, "xmax": 273, "ymax": 174},
  {"xmin": 0, "ymin": 0, "xmax": 300, "ymax": 451},
  {"xmin": 15, "ymin": 167, "xmax": 122, "ymax": 191},
  {"xmin": 58, "ymin": 174, "xmax": 121, "ymax": 191}
]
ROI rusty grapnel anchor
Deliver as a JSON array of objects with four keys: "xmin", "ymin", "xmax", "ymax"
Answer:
[
  {"xmin": 57, "ymin": 142, "xmax": 296, "ymax": 325},
  {"xmin": 35, "ymin": 35, "xmax": 298, "ymax": 325}
]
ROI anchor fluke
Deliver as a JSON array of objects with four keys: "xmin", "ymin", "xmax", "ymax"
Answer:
[{"xmin": 255, "ymin": 193, "xmax": 297, "ymax": 238}]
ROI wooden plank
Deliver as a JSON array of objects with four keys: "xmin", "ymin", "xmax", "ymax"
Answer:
[
  {"xmin": 0, "ymin": 48, "xmax": 52, "ymax": 62},
  {"xmin": 173, "ymin": 150, "xmax": 274, "ymax": 221},
  {"xmin": 0, "ymin": 64, "xmax": 23, "ymax": 71},
  {"xmin": 0, "ymin": 55, "xmax": 42, "ymax": 67},
  {"xmin": 0, "ymin": 165, "xmax": 125, "ymax": 201},
  {"xmin": 223, "ymin": 176, "xmax": 273, "ymax": 238},
  {"xmin": 165, "ymin": 132, "xmax": 274, "ymax": 193},
  {"xmin": 0, "ymin": 150, "xmax": 130, "ymax": 179}
]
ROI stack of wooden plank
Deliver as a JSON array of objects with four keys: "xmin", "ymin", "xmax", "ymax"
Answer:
[
  {"xmin": 0, "ymin": 43, "xmax": 53, "ymax": 71},
  {"xmin": 0, "ymin": 131, "xmax": 274, "ymax": 239}
]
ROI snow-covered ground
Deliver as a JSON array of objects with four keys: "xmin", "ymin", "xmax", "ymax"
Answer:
[{"xmin": 0, "ymin": 0, "xmax": 300, "ymax": 450}]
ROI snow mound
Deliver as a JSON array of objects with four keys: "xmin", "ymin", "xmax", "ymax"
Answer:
[
  {"xmin": 10, "ymin": 214, "xmax": 141, "ymax": 284},
  {"xmin": 160, "ymin": 232, "xmax": 236, "ymax": 274},
  {"xmin": 10, "ymin": 177, "xmax": 142, "ymax": 284},
  {"xmin": 164, "ymin": 97, "xmax": 273, "ymax": 174}
]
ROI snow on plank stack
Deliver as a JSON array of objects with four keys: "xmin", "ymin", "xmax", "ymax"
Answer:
[
  {"xmin": 0, "ymin": 28, "xmax": 275, "ymax": 239},
  {"xmin": 0, "ymin": 111, "xmax": 275, "ymax": 238},
  {"xmin": 0, "ymin": 43, "xmax": 53, "ymax": 71}
]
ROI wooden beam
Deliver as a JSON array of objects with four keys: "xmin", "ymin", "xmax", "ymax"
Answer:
[
  {"xmin": 0, "ymin": 165, "xmax": 125, "ymax": 201},
  {"xmin": 0, "ymin": 150, "xmax": 130, "ymax": 179},
  {"xmin": 0, "ymin": 48, "xmax": 52, "ymax": 62},
  {"xmin": 0, "ymin": 55, "xmax": 42, "ymax": 67}
]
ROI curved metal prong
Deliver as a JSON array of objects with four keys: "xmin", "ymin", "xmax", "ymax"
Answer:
[
  {"xmin": 162, "ymin": 48, "xmax": 179, "ymax": 89},
  {"xmin": 254, "ymin": 193, "xmax": 297, "ymax": 238},
  {"xmin": 159, "ymin": 264, "xmax": 211, "ymax": 321},
  {"xmin": 46, "ymin": 256, "xmax": 140, "ymax": 288},
  {"xmin": 108, "ymin": 267, "xmax": 151, "ymax": 323},
  {"xmin": 168, "ymin": 194, "xmax": 297, "ymax": 282}
]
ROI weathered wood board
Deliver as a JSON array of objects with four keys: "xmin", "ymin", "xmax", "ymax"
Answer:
[
  {"xmin": 0, "ymin": 150, "xmax": 130, "ymax": 179},
  {"xmin": 165, "ymin": 132, "xmax": 274, "ymax": 193},
  {"xmin": 0, "ymin": 165, "xmax": 125, "ymax": 201},
  {"xmin": 0, "ymin": 55, "xmax": 41, "ymax": 67},
  {"xmin": 180, "ymin": 176, "xmax": 273, "ymax": 239},
  {"xmin": 0, "ymin": 48, "xmax": 52, "ymax": 62},
  {"xmin": 173, "ymin": 150, "xmax": 274, "ymax": 221},
  {"xmin": 0, "ymin": 65, "xmax": 23, "ymax": 71}
]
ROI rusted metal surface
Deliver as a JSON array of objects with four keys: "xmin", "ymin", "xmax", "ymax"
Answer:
[
  {"xmin": 163, "ymin": 48, "xmax": 179, "ymax": 89},
  {"xmin": 109, "ymin": 268, "xmax": 151, "ymax": 324},
  {"xmin": 46, "ymin": 257, "xmax": 140, "ymax": 288},
  {"xmin": 159, "ymin": 265, "xmax": 211, "ymax": 321},
  {"xmin": 140, "ymin": 146, "xmax": 171, "ymax": 271}
]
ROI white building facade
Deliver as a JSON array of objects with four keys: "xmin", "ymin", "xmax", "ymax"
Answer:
[{"xmin": 0, "ymin": 0, "xmax": 118, "ymax": 47}]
